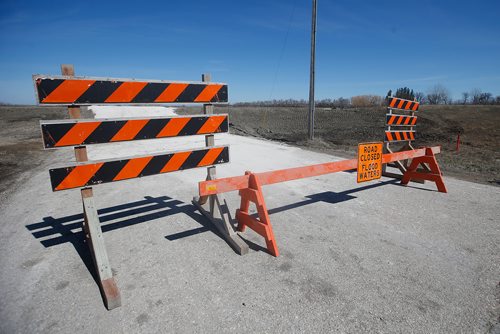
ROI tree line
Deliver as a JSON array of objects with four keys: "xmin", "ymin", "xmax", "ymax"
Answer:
[{"xmin": 233, "ymin": 85, "xmax": 500, "ymax": 108}]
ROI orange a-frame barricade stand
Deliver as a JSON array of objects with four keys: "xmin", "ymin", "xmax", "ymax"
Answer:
[
  {"xmin": 34, "ymin": 66, "xmax": 233, "ymax": 309},
  {"xmin": 198, "ymin": 147, "xmax": 447, "ymax": 257}
]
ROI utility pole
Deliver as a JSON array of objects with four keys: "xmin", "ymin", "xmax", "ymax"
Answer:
[{"xmin": 308, "ymin": 0, "xmax": 317, "ymax": 140}]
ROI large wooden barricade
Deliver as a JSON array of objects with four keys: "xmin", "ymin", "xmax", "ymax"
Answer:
[{"xmin": 34, "ymin": 65, "xmax": 240, "ymax": 309}]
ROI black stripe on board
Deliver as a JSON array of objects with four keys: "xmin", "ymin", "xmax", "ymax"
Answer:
[
  {"xmin": 89, "ymin": 160, "xmax": 129, "ymax": 185},
  {"xmin": 84, "ymin": 121, "xmax": 128, "ymax": 145},
  {"xmin": 131, "ymin": 83, "xmax": 169, "ymax": 103},
  {"xmin": 218, "ymin": 115, "xmax": 229, "ymax": 132},
  {"xmin": 42, "ymin": 123, "xmax": 76, "ymax": 148},
  {"xmin": 140, "ymin": 154, "xmax": 174, "ymax": 177},
  {"xmin": 215, "ymin": 146, "xmax": 229, "ymax": 164},
  {"xmin": 176, "ymin": 84, "xmax": 206, "ymax": 102},
  {"xmin": 211, "ymin": 85, "xmax": 228, "ymax": 102},
  {"xmin": 177, "ymin": 117, "xmax": 206, "ymax": 136},
  {"xmin": 135, "ymin": 119, "xmax": 171, "ymax": 139},
  {"xmin": 49, "ymin": 167, "xmax": 74, "ymax": 191},
  {"xmin": 180, "ymin": 149, "xmax": 207, "ymax": 170},
  {"xmin": 36, "ymin": 79, "xmax": 64, "ymax": 103},
  {"xmin": 74, "ymin": 81, "xmax": 122, "ymax": 104}
]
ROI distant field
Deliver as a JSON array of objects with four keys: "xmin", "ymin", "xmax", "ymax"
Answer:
[
  {"xmin": 177, "ymin": 104, "xmax": 500, "ymax": 186},
  {"xmin": 0, "ymin": 104, "xmax": 498, "ymax": 196}
]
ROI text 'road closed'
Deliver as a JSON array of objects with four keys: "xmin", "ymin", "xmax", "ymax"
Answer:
[{"xmin": 357, "ymin": 142, "xmax": 383, "ymax": 183}]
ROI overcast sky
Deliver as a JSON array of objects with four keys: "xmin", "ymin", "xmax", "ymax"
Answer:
[{"xmin": 1, "ymin": 0, "xmax": 499, "ymax": 104}]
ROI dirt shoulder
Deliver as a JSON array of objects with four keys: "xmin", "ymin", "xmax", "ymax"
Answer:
[{"xmin": 0, "ymin": 106, "xmax": 93, "ymax": 201}]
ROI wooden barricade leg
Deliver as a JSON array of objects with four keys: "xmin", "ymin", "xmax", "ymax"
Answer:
[
  {"xmin": 192, "ymin": 73, "xmax": 249, "ymax": 255},
  {"xmin": 236, "ymin": 172, "xmax": 279, "ymax": 257},
  {"xmin": 401, "ymin": 148, "xmax": 447, "ymax": 193},
  {"xmin": 81, "ymin": 188, "xmax": 121, "ymax": 309},
  {"xmin": 61, "ymin": 64, "xmax": 120, "ymax": 309}
]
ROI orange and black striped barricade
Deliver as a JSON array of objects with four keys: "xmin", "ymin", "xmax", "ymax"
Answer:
[
  {"xmin": 33, "ymin": 65, "xmax": 241, "ymax": 310},
  {"xmin": 197, "ymin": 147, "xmax": 447, "ymax": 257},
  {"xmin": 383, "ymin": 96, "xmax": 428, "ymax": 181}
]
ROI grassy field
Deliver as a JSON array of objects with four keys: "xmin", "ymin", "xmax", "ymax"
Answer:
[{"xmin": 177, "ymin": 104, "xmax": 500, "ymax": 186}]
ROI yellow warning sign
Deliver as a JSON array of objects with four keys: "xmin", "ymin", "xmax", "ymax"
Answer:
[{"xmin": 357, "ymin": 142, "xmax": 383, "ymax": 183}]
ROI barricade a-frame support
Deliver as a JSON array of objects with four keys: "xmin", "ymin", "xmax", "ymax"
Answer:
[
  {"xmin": 192, "ymin": 73, "xmax": 249, "ymax": 255},
  {"xmin": 61, "ymin": 64, "xmax": 121, "ymax": 310},
  {"xmin": 198, "ymin": 146, "xmax": 447, "ymax": 257}
]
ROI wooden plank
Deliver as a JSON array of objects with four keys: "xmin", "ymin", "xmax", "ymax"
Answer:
[
  {"xmin": 40, "ymin": 115, "xmax": 229, "ymax": 148},
  {"xmin": 50, "ymin": 146, "xmax": 230, "ymax": 191},
  {"xmin": 33, "ymin": 75, "xmax": 228, "ymax": 105}
]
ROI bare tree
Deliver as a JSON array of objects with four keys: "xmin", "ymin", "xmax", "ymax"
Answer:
[
  {"xmin": 461, "ymin": 92, "xmax": 469, "ymax": 105},
  {"xmin": 414, "ymin": 92, "xmax": 426, "ymax": 104},
  {"xmin": 427, "ymin": 84, "xmax": 451, "ymax": 104},
  {"xmin": 470, "ymin": 88, "xmax": 482, "ymax": 104}
]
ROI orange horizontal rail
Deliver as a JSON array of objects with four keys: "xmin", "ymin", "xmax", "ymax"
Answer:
[{"xmin": 199, "ymin": 146, "xmax": 441, "ymax": 196}]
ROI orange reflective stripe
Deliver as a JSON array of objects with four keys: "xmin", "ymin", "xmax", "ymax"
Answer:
[
  {"xmin": 389, "ymin": 99, "xmax": 397, "ymax": 107},
  {"xmin": 160, "ymin": 151, "xmax": 191, "ymax": 173},
  {"xmin": 402, "ymin": 132, "xmax": 409, "ymax": 140},
  {"xmin": 386, "ymin": 132, "xmax": 393, "ymax": 141},
  {"xmin": 55, "ymin": 122, "xmax": 101, "ymax": 147},
  {"xmin": 154, "ymin": 83, "xmax": 188, "ymax": 102},
  {"xmin": 388, "ymin": 115, "xmax": 396, "ymax": 124},
  {"xmin": 156, "ymin": 117, "xmax": 190, "ymax": 137},
  {"xmin": 396, "ymin": 116, "xmax": 404, "ymax": 125},
  {"xmin": 404, "ymin": 117, "xmax": 411, "ymax": 125},
  {"xmin": 104, "ymin": 82, "xmax": 147, "ymax": 102},
  {"xmin": 410, "ymin": 132, "xmax": 415, "ymax": 140},
  {"xmin": 194, "ymin": 84, "xmax": 223, "ymax": 102},
  {"xmin": 412, "ymin": 102, "xmax": 419, "ymax": 111},
  {"xmin": 113, "ymin": 156, "xmax": 153, "ymax": 181},
  {"xmin": 197, "ymin": 115, "xmax": 226, "ymax": 134},
  {"xmin": 197, "ymin": 147, "xmax": 224, "ymax": 167},
  {"xmin": 110, "ymin": 119, "xmax": 149, "ymax": 141},
  {"xmin": 42, "ymin": 80, "xmax": 95, "ymax": 103},
  {"xmin": 397, "ymin": 99, "xmax": 405, "ymax": 109},
  {"xmin": 55, "ymin": 163, "xmax": 104, "ymax": 190},
  {"xmin": 411, "ymin": 117, "xmax": 417, "ymax": 125},
  {"xmin": 395, "ymin": 132, "xmax": 402, "ymax": 140}
]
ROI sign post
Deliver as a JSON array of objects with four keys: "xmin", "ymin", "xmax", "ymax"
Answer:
[{"xmin": 357, "ymin": 142, "xmax": 383, "ymax": 183}]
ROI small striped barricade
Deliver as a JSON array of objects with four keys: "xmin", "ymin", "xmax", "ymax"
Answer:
[
  {"xmin": 383, "ymin": 96, "xmax": 428, "ymax": 181},
  {"xmin": 33, "ymin": 65, "xmax": 245, "ymax": 310}
]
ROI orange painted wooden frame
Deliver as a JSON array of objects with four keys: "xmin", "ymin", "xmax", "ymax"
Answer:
[
  {"xmin": 199, "ymin": 146, "xmax": 442, "ymax": 196},
  {"xmin": 199, "ymin": 146, "xmax": 445, "ymax": 257}
]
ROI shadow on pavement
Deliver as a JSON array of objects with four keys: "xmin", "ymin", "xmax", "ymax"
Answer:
[{"xmin": 26, "ymin": 195, "xmax": 215, "ymax": 282}]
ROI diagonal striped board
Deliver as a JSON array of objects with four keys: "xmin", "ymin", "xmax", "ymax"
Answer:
[
  {"xmin": 33, "ymin": 75, "xmax": 228, "ymax": 104},
  {"xmin": 385, "ymin": 114, "xmax": 417, "ymax": 126},
  {"xmin": 49, "ymin": 146, "xmax": 230, "ymax": 191},
  {"xmin": 41, "ymin": 115, "xmax": 229, "ymax": 148},
  {"xmin": 387, "ymin": 97, "xmax": 419, "ymax": 111},
  {"xmin": 385, "ymin": 131, "xmax": 416, "ymax": 142}
]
